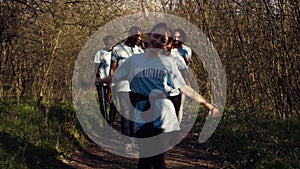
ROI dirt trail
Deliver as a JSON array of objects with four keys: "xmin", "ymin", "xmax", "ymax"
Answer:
[{"xmin": 60, "ymin": 129, "xmax": 221, "ymax": 169}]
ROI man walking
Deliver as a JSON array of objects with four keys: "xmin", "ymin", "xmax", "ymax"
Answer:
[
  {"xmin": 95, "ymin": 35, "xmax": 117, "ymax": 125},
  {"xmin": 108, "ymin": 26, "xmax": 144, "ymax": 153}
]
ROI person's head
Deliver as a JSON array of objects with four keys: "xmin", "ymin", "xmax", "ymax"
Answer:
[
  {"xmin": 164, "ymin": 36, "xmax": 173, "ymax": 51},
  {"xmin": 147, "ymin": 22, "xmax": 173, "ymax": 51},
  {"xmin": 103, "ymin": 35, "xmax": 115, "ymax": 50},
  {"xmin": 138, "ymin": 40, "xmax": 148, "ymax": 49},
  {"xmin": 173, "ymin": 28, "xmax": 186, "ymax": 47},
  {"xmin": 126, "ymin": 26, "xmax": 143, "ymax": 47}
]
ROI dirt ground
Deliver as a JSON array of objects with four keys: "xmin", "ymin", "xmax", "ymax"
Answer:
[{"xmin": 58, "ymin": 123, "xmax": 222, "ymax": 169}]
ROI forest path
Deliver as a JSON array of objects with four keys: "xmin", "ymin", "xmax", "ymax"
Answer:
[{"xmin": 60, "ymin": 128, "xmax": 221, "ymax": 169}]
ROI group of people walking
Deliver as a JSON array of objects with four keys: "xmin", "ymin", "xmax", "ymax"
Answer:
[{"xmin": 94, "ymin": 22, "xmax": 219, "ymax": 169}]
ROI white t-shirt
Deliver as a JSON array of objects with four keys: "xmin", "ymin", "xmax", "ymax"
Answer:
[
  {"xmin": 168, "ymin": 53, "xmax": 188, "ymax": 70},
  {"xmin": 160, "ymin": 53, "xmax": 187, "ymax": 96},
  {"xmin": 113, "ymin": 53, "xmax": 186, "ymax": 133},
  {"xmin": 94, "ymin": 48, "xmax": 112, "ymax": 78},
  {"xmin": 171, "ymin": 44, "xmax": 192, "ymax": 60},
  {"xmin": 111, "ymin": 42, "xmax": 144, "ymax": 92}
]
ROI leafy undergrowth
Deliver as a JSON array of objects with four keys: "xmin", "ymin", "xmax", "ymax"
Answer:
[
  {"xmin": 0, "ymin": 100, "xmax": 86, "ymax": 169},
  {"xmin": 197, "ymin": 108, "xmax": 300, "ymax": 169},
  {"xmin": 1, "ymin": 100, "xmax": 299, "ymax": 169}
]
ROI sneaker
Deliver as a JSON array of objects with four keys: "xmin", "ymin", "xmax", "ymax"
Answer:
[
  {"xmin": 130, "ymin": 138, "xmax": 137, "ymax": 148},
  {"xmin": 108, "ymin": 122, "xmax": 114, "ymax": 128},
  {"xmin": 125, "ymin": 143, "xmax": 133, "ymax": 154}
]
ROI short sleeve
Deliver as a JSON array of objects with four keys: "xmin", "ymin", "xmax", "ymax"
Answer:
[
  {"xmin": 185, "ymin": 45, "xmax": 192, "ymax": 59},
  {"xmin": 172, "ymin": 54, "xmax": 187, "ymax": 70},
  {"xmin": 113, "ymin": 57, "xmax": 132, "ymax": 82},
  {"xmin": 168, "ymin": 58, "xmax": 186, "ymax": 89},
  {"xmin": 177, "ymin": 58, "xmax": 188, "ymax": 70},
  {"xmin": 111, "ymin": 48, "xmax": 118, "ymax": 62},
  {"xmin": 94, "ymin": 50, "xmax": 101, "ymax": 63}
]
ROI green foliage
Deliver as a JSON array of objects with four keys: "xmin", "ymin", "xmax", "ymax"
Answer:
[
  {"xmin": 1, "ymin": 1, "xmax": 299, "ymax": 168},
  {"xmin": 0, "ymin": 100, "xmax": 86, "ymax": 169},
  {"xmin": 202, "ymin": 109, "xmax": 300, "ymax": 169}
]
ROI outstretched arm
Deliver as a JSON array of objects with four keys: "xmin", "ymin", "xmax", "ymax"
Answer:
[{"xmin": 179, "ymin": 85, "xmax": 219, "ymax": 117}]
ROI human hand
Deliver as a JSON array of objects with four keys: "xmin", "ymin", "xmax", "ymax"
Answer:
[
  {"xmin": 208, "ymin": 107, "xmax": 220, "ymax": 118},
  {"xmin": 95, "ymin": 78, "xmax": 102, "ymax": 86},
  {"xmin": 107, "ymin": 91, "xmax": 112, "ymax": 103}
]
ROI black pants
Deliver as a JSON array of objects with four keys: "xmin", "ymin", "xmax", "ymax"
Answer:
[
  {"xmin": 135, "ymin": 123, "xmax": 171, "ymax": 169},
  {"xmin": 96, "ymin": 85, "xmax": 117, "ymax": 123},
  {"xmin": 130, "ymin": 92, "xmax": 181, "ymax": 169},
  {"xmin": 129, "ymin": 92, "xmax": 174, "ymax": 169},
  {"xmin": 116, "ymin": 92, "xmax": 135, "ymax": 146},
  {"xmin": 168, "ymin": 94, "xmax": 182, "ymax": 118}
]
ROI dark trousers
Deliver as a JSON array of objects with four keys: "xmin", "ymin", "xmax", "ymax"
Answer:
[
  {"xmin": 168, "ymin": 94, "xmax": 181, "ymax": 118},
  {"xmin": 117, "ymin": 92, "xmax": 135, "ymax": 144},
  {"xmin": 135, "ymin": 124, "xmax": 171, "ymax": 169},
  {"xmin": 108, "ymin": 102, "xmax": 117, "ymax": 125},
  {"xmin": 96, "ymin": 85, "xmax": 117, "ymax": 123},
  {"xmin": 129, "ymin": 91, "xmax": 173, "ymax": 169}
]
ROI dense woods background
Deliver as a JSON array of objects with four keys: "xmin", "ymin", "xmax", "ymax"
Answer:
[{"xmin": 0, "ymin": 0, "xmax": 299, "ymax": 168}]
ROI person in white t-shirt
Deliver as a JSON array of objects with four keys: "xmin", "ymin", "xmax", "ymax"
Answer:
[
  {"xmin": 171, "ymin": 28, "xmax": 192, "ymax": 67},
  {"xmin": 162, "ymin": 36, "xmax": 190, "ymax": 124},
  {"xmin": 107, "ymin": 26, "xmax": 144, "ymax": 153},
  {"xmin": 171, "ymin": 29, "xmax": 193, "ymax": 124},
  {"xmin": 96, "ymin": 23, "xmax": 219, "ymax": 169},
  {"xmin": 94, "ymin": 35, "xmax": 117, "ymax": 124}
]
